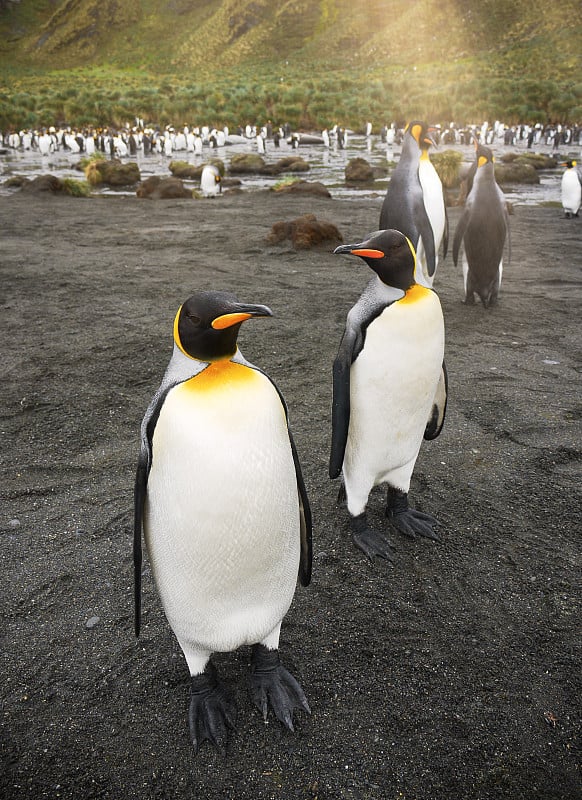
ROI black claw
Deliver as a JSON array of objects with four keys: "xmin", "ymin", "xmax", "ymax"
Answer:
[
  {"xmin": 350, "ymin": 512, "xmax": 395, "ymax": 561},
  {"xmin": 250, "ymin": 644, "xmax": 310, "ymax": 731},
  {"xmin": 188, "ymin": 663, "xmax": 237, "ymax": 754},
  {"xmin": 385, "ymin": 488, "xmax": 441, "ymax": 541}
]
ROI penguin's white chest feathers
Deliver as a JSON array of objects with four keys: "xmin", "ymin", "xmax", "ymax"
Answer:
[
  {"xmin": 562, "ymin": 170, "xmax": 581, "ymax": 212},
  {"xmin": 418, "ymin": 157, "xmax": 446, "ymax": 244},
  {"xmin": 347, "ymin": 285, "xmax": 444, "ymax": 476},
  {"xmin": 145, "ymin": 360, "xmax": 300, "ymax": 654}
]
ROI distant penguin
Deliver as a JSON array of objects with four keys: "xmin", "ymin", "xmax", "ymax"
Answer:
[
  {"xmin": 134, "ymin": 291, "xmax": 312, "ymax": 752},
  {"xmin": 560, "ymin": 160, "xmax": 581, "ymax": 218},
  {"xmin": 330, "ymin": 230, "xmax": 447, "ymax": 559},
  {"xmin": 38, "ymin": 132, "xmax": 52, "ymax": 156},
  {"xmin": 453, "ymin": 144, "xmax": 511, "ymax": 307},
  {"xmin": 200, "ymin": 164, "xmax": 222, "ymax": 197},
  {"xmin": 379, "ymin": 121, "xmax": 441, "ymax": 286}
]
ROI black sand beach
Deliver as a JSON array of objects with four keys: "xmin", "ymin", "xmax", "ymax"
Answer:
[{"xmin": 1, "ymin": 191, "xmax": 580, "ymax": 799}]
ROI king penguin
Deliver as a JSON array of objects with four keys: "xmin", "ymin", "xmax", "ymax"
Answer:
[
  {"xmin": 134, "ymin": 291, "xmax": 312, "ymax": 752},
  {"xmin": 200, "ymin": 164, "xmax": 222, "ymax": 197},
  {"xmin": 453, "ymin": 144, "xmax": 511, "ymax": 307},
  {"xmin": 379, "ymin": 121, "xmax": 442, "ymax": 286},
  {"xmin": 330, "ymin": 230, "xmax": 447, "ymax": 560},
  {"xmin": 560, "ymin": 160, "xmax": 581, "ymax": 218}
]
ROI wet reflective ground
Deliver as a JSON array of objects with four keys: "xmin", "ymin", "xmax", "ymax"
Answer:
[{"xmin": 0, "ymin": 133, "xmax": 573, "ymax": 205}]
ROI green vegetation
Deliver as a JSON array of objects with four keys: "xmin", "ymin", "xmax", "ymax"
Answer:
[
  {"xmin": 431, "ymin": 150, "xmax": 463, "ymax": 188},
  {"xmin": 0, "ymin": 0, "xmax": 580, "ymax": 131},
  {"xmin": 60, "ymin": 177, "xmax": 92, "ymax": 197}
]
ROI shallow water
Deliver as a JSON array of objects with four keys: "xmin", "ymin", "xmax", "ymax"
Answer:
[{"xmin": 0, "ymin": 132, "xmax": 572, "ymax": 205}]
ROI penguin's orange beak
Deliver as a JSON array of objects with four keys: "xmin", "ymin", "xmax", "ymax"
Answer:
[
  {"xmin": 211, "ymin": 303, "xmax": 273, "ymax": 329},
  {"xmin": 334, "ymin": 244, "xmax": 384, "ymax": 258},
  {"xmin": 211, "ymin": 312, "xmax": 252, "ymax": 329}
]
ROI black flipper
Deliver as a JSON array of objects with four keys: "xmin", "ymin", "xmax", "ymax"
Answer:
[
  {"xmin": 133, "ymin": 453, "xmax": 147, "ymax": 637},
  {"xmin": 330, "ymin": 323, "xmax": 361, "ymax": 479},
  {"xmin": 452, "ymin": 206, "xmax": 470, "ymax": 266},
  {"xmin": 288, "ymin": 429, "xmax": 313, "ymax": 587},
  {"xmin": 442, "ymin": 206, "xmax": 449, "ymax": 259},
  {"xmin": 418, "ymin": 205, "xmax": 437, "ymax": 279},
  {"xmin": 424, "ymin": 361, "xmax": 448, "ymax": 440},
  {"xmin": 330, "ymin": 282, "xmax": 402, "ymax": 480},
  {"xmin": 133, "ymin": 384, "xmax": 175, "ymax": 637}
]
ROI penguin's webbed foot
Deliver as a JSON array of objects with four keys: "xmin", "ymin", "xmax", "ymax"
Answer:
[
  {"xmin": 350, "ymin": 512, "xmax": 395, "ymax": 561},
  {"xmin": 386, "ymin": 488, "xmax": 441, "ymax": 541},
  {"xmin": 189, "ymin": 663, "xmax": 237, "ymax": 755},
  {"xmin": 250, "ymin": 644, "xmax": 310, "ymax": 731}
]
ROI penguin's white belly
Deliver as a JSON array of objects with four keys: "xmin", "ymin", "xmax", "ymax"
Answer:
[
  {"xmin": 345, "ymin": 288, "xmax": 444, "ymax": 491},
  {"xmin": 145, "ymin": 362, "xmax": 300, "ymax": 655},
  {"xmin": 562, "ymin": 171, "xmax": 581, "ymax": 213},
  {"xmin": 419, "ymin": 161, "xmax": 446, "ymax": 249}
]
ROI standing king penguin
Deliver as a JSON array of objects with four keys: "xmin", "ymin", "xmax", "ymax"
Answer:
[
  {"xmin": 200, "ymin": 164, "xmax": 222, "ymax": 197},
  {"xmin": 134, "ymin": 291, "xmax": 312, "ymax": 753},
  {"xmin": 330, "ymin": 230, "xmax": 447, "ymax": 559},
  {"xmin": 379, "ymin": 121, "xmax": 445, "ymax": 286},
  {"xmin": 453, "ymin": 144, "xmax": 511, "ymax": 307},
  {"xmin": 560, "ymin": 160, "xmax": 581, "ymax": 218}
]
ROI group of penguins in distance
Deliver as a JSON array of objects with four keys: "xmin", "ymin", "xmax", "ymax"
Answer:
[{"xmin": 133, "ymin": 120, "xmax": 517, "ymax": 754}]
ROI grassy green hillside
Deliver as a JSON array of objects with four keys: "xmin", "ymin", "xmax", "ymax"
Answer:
[{"xmin": 0, "ymin": 0, "xmax": 580, "ymax": 130}]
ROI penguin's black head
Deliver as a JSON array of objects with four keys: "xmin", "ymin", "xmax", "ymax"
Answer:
[
  {"xmin": 174, "ymin": 290, "xmax": 272, "ymax": 361},
  {"xmin": 475, "ymin": 144, "xmax": 494, "ymax": 168},
  {"xmin": 334, "ymin": 229, "xmax": 416, "ymax": 291}
]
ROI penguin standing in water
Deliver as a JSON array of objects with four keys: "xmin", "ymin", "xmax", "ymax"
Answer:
[
  {"xmin": 453, "ymin": 144, "xmax": 510, "ymax": 307},
  {"xmin": 330, "ymin": 230, "xmax": 447, "ymax": 559},
  {"xmin": 379, "ymin": 121, "xmax": 442, "ymax": 286},
  {"xmin": 560, "ymin": 160, "xmax": 581, "ymax": 218},
  {"xmin": 134, "ymin": 291, "xmax": 312, "ymax": 752}
]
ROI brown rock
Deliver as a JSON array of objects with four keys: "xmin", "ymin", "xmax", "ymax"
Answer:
[
  {"xmin": 267, "ymin": 213, "xmax": 342, "ymax": 249},
  {"xmin": 20, "ymin": 175, "xmax": 64, "ymax": 194},
  {"xmin": 271, "ymin": 180, "xmax": 331, "ymax": 197},
  {"xmin": 345, "ymin": 157, "xmax": 374, "ymax": 183},
  {"xmin": 85, "ymin": 158, "xmax": 140, "ymax": 187},
  {"xmin": 136, "ymin": 176, "xmax": 192, "ymax": 199}
]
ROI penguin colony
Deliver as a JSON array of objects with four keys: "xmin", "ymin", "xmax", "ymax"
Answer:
[{"xmin": 134, "ymin": 118, "xmax": 550, "ymax": 753}]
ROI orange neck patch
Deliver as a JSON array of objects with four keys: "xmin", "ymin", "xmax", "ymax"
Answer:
[
  {"xmin": 183, "ymin": 359, "xmax": 257, "ymax": 392},
  {"xmin": 399, "ymin": 283, "xmax": 431, "ymax": 305}
]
